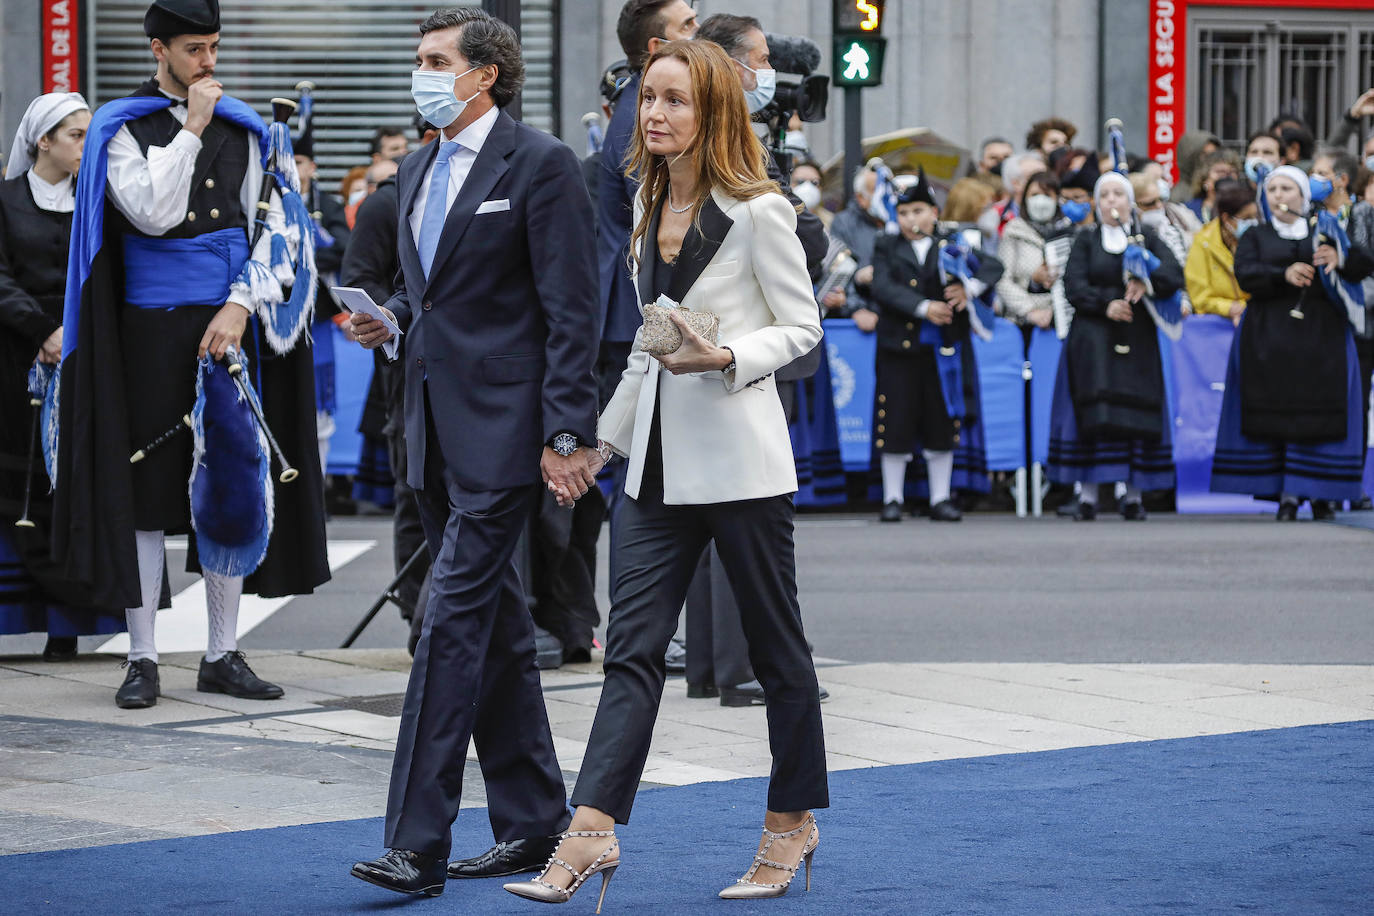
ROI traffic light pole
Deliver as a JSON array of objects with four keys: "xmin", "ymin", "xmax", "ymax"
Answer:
[{"xmin": 844, "ymin": 86, "xmax": 862, "ymax": 206}]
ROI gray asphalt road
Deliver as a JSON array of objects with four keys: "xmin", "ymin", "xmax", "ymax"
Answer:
[{"xmin": 6, "ymin": 512, "xmax": 1372, "ymax": 664}]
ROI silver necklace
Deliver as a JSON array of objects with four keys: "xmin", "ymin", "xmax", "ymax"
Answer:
[{"xmin": 667, "ymin": 195, "xmax": 693, "ymax": 214}]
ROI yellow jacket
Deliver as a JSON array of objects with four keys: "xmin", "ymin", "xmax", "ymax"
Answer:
[{"xmin": 1185, "ymin": 218, "xmax": 1249, "ymax": 318}]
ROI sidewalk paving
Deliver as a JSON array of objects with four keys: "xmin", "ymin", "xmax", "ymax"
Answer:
[{"xmin": 3, "ymin": 648, "xmax": 1371, "ymax": 856}]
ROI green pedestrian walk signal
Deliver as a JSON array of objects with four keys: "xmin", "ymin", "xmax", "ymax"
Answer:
[{"xmin": 833, "ymin": 36, "xmax": 886, "ymax": 88}]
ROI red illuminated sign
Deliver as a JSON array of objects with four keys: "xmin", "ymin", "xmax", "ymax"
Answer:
[
  {"xmin": 43, "ymin": 0, "xmax": 80, "ymax": 94},
  {"xmin": 1147, "ymin": 0, "xmax": 1186, "ymax": 184}
]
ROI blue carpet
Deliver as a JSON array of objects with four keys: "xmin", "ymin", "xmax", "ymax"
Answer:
[{"xmin": 5, "ymin": 722, "xmax": 1373, "ymax": 914}]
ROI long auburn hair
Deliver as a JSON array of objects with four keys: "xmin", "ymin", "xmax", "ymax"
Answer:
[{"xmin": 625, "ymin": 39, "xmax": 779, "ymax": 268}]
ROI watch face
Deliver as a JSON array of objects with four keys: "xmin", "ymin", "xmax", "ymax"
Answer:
[{"xmin": 553, "ymin": 433, "xmax": 578, "ymax": 456}]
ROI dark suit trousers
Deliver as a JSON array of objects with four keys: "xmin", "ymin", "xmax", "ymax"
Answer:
[
  {"xmin": 684, "ymin": 546, "xmax": 753, "ymax": 690},
  {"xmin": 571, "ymin": 476, "xmax": 829, "ymax": 823},
  {"xmin": 384, "ymin": 400, "xmax": 570, "ymax": 857}
]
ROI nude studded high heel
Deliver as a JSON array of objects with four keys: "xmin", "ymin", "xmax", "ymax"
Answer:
[
  {"xmin": 503, "ymin": 829, "xmax": 620, "ymax": 913},
  {"xmin": 718, "ymin": 813, "xmax": 819, "ymax": 899}
]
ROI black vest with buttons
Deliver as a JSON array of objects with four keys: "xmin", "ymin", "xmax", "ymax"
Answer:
[{"xmin": 121, "ymin": 79, "xmax": 250, "ymax": 239}]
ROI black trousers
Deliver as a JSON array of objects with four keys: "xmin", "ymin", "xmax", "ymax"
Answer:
[
  {"xmin": 383, "ymin": 399, "xmax": 569, "ymax": 858},
  {"xmin": 571, "ymin": 475, "xmax": 829, "ymax": 823},
  {"xmin": 684, "ymin": 545, "xmax": 753, "ymax": 690},
  {"xmin": 530, "ymin": 487, "xmax": 604, "ymax": 655}
]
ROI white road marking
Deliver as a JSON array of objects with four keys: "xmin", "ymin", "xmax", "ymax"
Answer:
[{"xmin": 96, "ymin": 540, "xmax": 375, "ymax": 655}]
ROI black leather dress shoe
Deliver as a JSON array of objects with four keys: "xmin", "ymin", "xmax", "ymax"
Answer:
[
  {"xmin": 880, "ymin": 500, "xmax": 903, "ymax": 522},
  {"xmin": 115, "ymin": 658, "xmax": 159, "ymax": 709},
  {"xmin": 928, "ymin": 500, "xmax": 962, "ymax": 521},
  {"xmin": 687, "ymin": 681, "xmax": 719, "ymax": 699},
  {"xmin": 1073, "ymin": 501, "xmax": 1097, "ymax": 521},
  {"xmin": 1120, "ymin": 500, "xmax": 1148, "ymax": 521},
  {"xmin": 1276, "ymin": 500, "xmax": 1299, "ymax": 521},
  {"xmin": 1311, "ymin": 499, "xmax": 1338, "ymax": 520},
  {"xmin": 197, "ymin": 651, "xmax": 284, "ymax": 699},
  {"xmin": 352, "ymin": 848, "xmax": 447, "ymax": 896},
  {"xmin": 1353, "ymin": 495, "xmax": 1373, "ymax": 511},
  {"xmin": 719, "ymin": 680, "xmax": 831, "ymax": 708},
  {"xmin": 447, "ymin": 835, "xmax": 558, "ymax": 879},
  {"xmin": 42, "ymin": 636, "xmax": 78, "ymax": 662}
]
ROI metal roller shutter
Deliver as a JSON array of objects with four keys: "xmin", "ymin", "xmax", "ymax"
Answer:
[{"xmin": 88, "ymin": 0, "xmax": 558, "ymax": 192}]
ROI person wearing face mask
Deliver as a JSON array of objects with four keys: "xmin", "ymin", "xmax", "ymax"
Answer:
[
  {"xmin": 789, "ymin": 159, "xmax": 828, "ymax": 227},
  {"xmin": 1047, "ymin": 172, "xmax": 1184, "ymax": 521},
  {"xmin": 869, "ymin": 168, "xmax": 1005, "ymax": 522},
  {"xmin": 1210, "ymin": 166, "xmax": 1374, "ymax": 520},
  {"xmin": 339, "ymin": 165, "xmax": 368, "ymax": 227},
  {"xmin": 1244, "ymin": 131, "xmax": 1282, "ymax": 183},
  {"xmin": 1131, "ymin": 172, "xmax": 1192, "ymax": 275},
  {"xmin": 1185, "ymin": 178, "xmax": 1257, "ymax": 325},
  {"xmin": 1057, "ymin": 151, "xmax": 1099, "ymax": 226},
  {"xmin": 1310, "ymin": 149, "xmax": 1374, "ymax": 509},
  {"xmin": 348, "ymin": 8, "xmax": 600, "ymax": 896},
  {"xmin": 0, "ymin": 92, "xmax": 126, "ymax": 660},
  {"xmin": 997, "ymin": 170, "xmax": 1073, "ymax": 331}
]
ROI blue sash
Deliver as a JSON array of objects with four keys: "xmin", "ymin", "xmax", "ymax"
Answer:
[{"xmin": 123, "ymin": 228, "xmax": 250, "ymax": 309}]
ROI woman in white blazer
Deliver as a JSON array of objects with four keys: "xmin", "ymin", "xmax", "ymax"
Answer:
[{"xmin": 506, "ymin": 40, "xmax": 827, "ymax": 909}]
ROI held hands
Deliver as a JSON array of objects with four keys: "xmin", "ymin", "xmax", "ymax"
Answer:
[
  {"xmin": 943, "ymin": 283, "xmax": 968, "ymax": 311},
  {"xmin": 1027, "ymin": 308, "xmax": 1054, "ymax": 330},
  {"xmin": 199, "ymin": 301, "xmax": 251, "ymax": 359},
  {"xmin": 925, "ymin": 300, "xmax": 954, "ymax": 326},
  {"xmin": 1124, "ymin": 278, "xmax": 1148, "ymax": 304},
  {"xmin": 542, "ymin": 446, "xmax": 598, "ymax": 509},
  {"xmin": 1312, "ymin": 244, "xmax": 1340, "ymax": 270},
  {"xmin": 851, "ymin": 307, "xmax": 879, "ymax": 333},
  {"xmin": 37, "ymin": 327, "xmax": 62, "ymax": 364},
  {"xmin": 351, "ymin": 308, "xmax": 397, "ymax": 349},
  {"xmin": 655, "ymin": 310, "xmax": 733, "ymax": 375},
  {"xmin": 1285, "ymin": 262, "xmax": 1316, "ymax": 288},
  {"xmin": 185, "ymin": 78, "xmax": 224, "ymax": 135},
  {"xmin": 1106, "ymin": 299, "xmax": 1134, "ymax": 322}
]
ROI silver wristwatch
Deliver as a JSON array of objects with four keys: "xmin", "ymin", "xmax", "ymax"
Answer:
[{"xmin": 551, "ymin": 432, "xmax": 579, "ymax": 457}]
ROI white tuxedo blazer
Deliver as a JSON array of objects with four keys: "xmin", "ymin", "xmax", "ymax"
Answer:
[{"xmin": 598, "ymin": 186, "xmax": 823, "ymax": 505}]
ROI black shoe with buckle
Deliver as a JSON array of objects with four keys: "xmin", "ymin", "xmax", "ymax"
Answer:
[
  {"xmin": 1120, "ymin": 500, "xmax": 1148, "ymax": 521},
  {"xmin": 1311, "ymin": 499, "xmax": 1338, "ymax": 520},
  {"xmin": 42, "ymin": 636, "xmax": 78, "ymax": 662},
  {"xmin": 447, "ymin": 836, "xmax": 559, "ymax": 879},
  {"xmin": 1276, "ymin": 500, "xmax": 1299, "ymax": 521},
  {"xmin": 880, "ymin": 500, "xmax": 903, "ymax": 522},
  {"xmin": 1073, "ymin": 501, "xmax": 1097, "ymax": 521},
  {"xmin": 352, "ymin": 848, "xmax": 447, "ymax": 896},
  {"xmin": 928, "ymin": 500, "xmax": 962, "ymax": 521},
  {"xmin": 115, "ymin": 658, "xmax": 160, "ymax": 709},
  {"xmin": 197, "ymin": 651, "xmax": 284, "ymax": 699}
]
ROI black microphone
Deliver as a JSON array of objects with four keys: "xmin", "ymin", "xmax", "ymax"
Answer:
[{"xmin": 765, "ymin": 32, "xmax": 822, "ymax": 76}]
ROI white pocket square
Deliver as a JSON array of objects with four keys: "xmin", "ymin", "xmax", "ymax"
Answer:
[{"xmin": 475, "ymin": 198, "xmax": 510, "ymax": 214}]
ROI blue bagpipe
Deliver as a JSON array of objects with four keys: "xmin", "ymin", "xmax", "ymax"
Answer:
[
  {"xmin": 1253, "ymin": 161, "xmax": 1273, "ymax": 222},
  {"xmin": 920, "ymin": 232, "xmax": 996, "ymax": 420},
  {"xmin": 1106, "ymin": 119, "xmax": 1184, "ymax": 347},
  {"xmin": 1306, "ymin": 208, "xmax": 1367, "ymax": 333},
  {"xmin": 867, "ymin": 157, "xmax": 901, "ymax": 233},
  {"xmin": 13, "ymin": 363, "xmax": 60, "ymax": 530}
]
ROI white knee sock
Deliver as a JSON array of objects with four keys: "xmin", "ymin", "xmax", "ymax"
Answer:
[
  {"xmin": 1079, "ymin": 484, "xmax": 1099, "ymax": 506},
  {"xmin": 881, "ymin": 453, "xmax": 911, "ymax": 505},
  {"xmin": 204, "ymin": 571, "xmax": 243, "ymax": 662},
  {"xmin": 1123, "ymin": 483, "xmax": 1142, "ymax": 504},
  {"xmin": 923, "ymin": 449, "xmax": 954, "ymax": 505},
  {"xmin": 125, "ymin": 530, "xmax": 165, "ymax": 663}
]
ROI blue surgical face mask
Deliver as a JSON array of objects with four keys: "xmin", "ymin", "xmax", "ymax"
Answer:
[
  {"xmin": 1244, "ymin": 156, "xmax": 1269, "ymax": 183},
  {"xmin": 1308, "ymin": 174, "xmax": 1334, "ymax": 203},
  {"xmin": 411, "ymin": 67, "xmax": 480, "ymax": 129},
  {"xmin": 1061, "ymin": 198, "xmax": 1091, "ymax": 224},
  {"xmin": 738, "ymin": 62, "xmax": 776, "ymax": 113},
  {"xmin": 1232, "ymin": 217, "xmax": 1257, "ymax": 238}
]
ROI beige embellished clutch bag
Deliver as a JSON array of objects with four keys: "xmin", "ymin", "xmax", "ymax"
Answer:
[{"xmin": 639, "ymin": 294, "xmax": 720, "ymax": 357}]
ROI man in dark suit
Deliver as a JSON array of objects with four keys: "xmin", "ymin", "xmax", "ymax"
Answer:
[{"xmin": 349, "ymin": 8, "xmax": 600, "ymax": 897}]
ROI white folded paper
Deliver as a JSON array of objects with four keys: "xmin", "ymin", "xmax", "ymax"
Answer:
[{"xmin": 331, "ymin": 286, "xmax": 402, "ymax": 360}]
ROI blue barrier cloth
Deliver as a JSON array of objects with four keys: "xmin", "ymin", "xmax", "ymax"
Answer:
[
  {"xmin": 1027, "ymin": 328, "xmax": 1062, "ymax": 467},
  {"xmin": 823, "ymin": 319, "xmax": 877, "ymax": 472},
  {"xmin": 971, "ymin": 316, "xmax": 1027, "ymax": 472},
  {"xmin": 122, "ymin": 228, "xmax": 250, "ymax": 309}
]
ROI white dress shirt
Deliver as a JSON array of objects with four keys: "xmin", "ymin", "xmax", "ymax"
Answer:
[
  {"xmin": 26, "ymin": 170, "xmax": 75, "ymax": 213},
  {"xmin": 408, "ymin": 105, "xmax": 500, "ymax": 245}
]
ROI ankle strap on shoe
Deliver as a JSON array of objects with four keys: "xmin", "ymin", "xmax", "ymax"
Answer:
[
  {"xmin": 562, "ymin": 829, "xmax": 616, "ymax": 838},
  {"xmin": 761, "ymin": 814, "xmax": 813, "ymax": 840}
]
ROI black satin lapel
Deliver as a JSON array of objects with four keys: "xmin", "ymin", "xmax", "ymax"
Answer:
[
  {"xmin": 668, "ymin": 196, "xmax": 733, "ymax": 303},
  {"xmin": 638, "ymin": 196, "xmax": 663, "ymax": 306}
]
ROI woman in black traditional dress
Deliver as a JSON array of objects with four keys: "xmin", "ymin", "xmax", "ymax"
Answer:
[
  {"xmin": 0, "ymin": 92, "xmax": 122, "ymax": 657},
  {"xmin": 1047, "ymin": 171, "xmax": 1184, "ymax": 520},
  {"xmin": 1210, "ymin": 165, "xmax": 1374, "ymax": 519}
]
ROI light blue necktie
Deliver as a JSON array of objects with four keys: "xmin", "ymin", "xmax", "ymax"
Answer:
[{"xmin": 418, "ymin": 141, "xmax": 460, "ymax": 278}]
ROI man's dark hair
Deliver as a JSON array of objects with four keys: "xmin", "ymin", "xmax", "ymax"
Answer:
[
  {"xmin": 1246, "ymin": 129, "xmax": 1277, "ymax": 150},
  {"xmin": 419, "ymin": 7, "xmax": 526, "ymax": 109},
  {"xmin": 411, "ymin": 112, "xmax": 438, "ymax": 141},
  {"xmin": 1279, "ymin": 125, "xmax": 1315, "ymax": 161},
  {"xmin": 370, "ymin": 126, "xmax": 406, "ymax": 156},
  {"xmin": 1315, "ymin": 147, "xmax": 1359, "ymax": 183},
  {"xmin": 617, "ymin": 0, "xmax": 678, "ymax": 72},
  {"xmin": 979, "ymin": 136, "xmax": 1010, "ymax": 154},
  {"xmin": 1267, "ymin": 112, "xmax": 1308, "ymax": 136},
  {"xmin": 1213, "ymin": 177, "xmax": 1255, "ymax": 218},
  {"xmin": 697, "ymin": 14, "xmax": 763, "ymax": 61}
]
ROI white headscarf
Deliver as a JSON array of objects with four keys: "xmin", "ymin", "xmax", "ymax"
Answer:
[
  {"xmin": 1264, "ymin": 165, "xmax": 1311, "ymax": 239},
  {"xmin": 6, "ymin": 92, "xmax": 90, "ymax": 177},
  {"xmin": 1093, "ymin": 172, "xmax": 1135, "ymax": 254}
]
